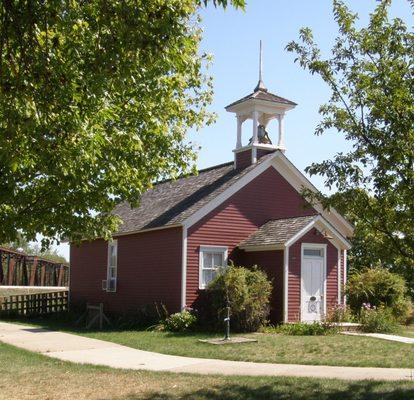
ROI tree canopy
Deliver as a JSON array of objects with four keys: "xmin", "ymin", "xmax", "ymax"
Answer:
[
  {"xmin": 287, "ymin": 0, "xmax": 414, "ymax": 293},
  {"xmin": 0, "ymin": 0, "xmax": 245, "ymax": 247}
]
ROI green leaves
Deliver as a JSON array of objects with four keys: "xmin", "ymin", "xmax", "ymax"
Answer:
[
  {"xmin": 288, "ymin": 0, "xmax": 414, "ymax": 293},
  {"xmin": 0, "ymin": 0, "xmax": 238, "ymax": 246}
]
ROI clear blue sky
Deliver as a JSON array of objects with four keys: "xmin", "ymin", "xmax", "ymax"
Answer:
[{"xmin": 56, "ymin": 0, "xmax": 412, "ymax": 260}]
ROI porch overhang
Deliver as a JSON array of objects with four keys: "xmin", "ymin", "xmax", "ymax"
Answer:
[{"xmin": 238, "ymin": 215, "xmax": 351, "ymax": 252}]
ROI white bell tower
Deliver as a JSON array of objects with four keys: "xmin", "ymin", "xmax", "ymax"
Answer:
[{"xmin": 225, "ymin": 41, "xmax": 296, "ymax": 169}]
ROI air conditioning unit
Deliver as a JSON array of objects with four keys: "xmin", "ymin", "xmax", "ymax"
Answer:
[{"xmin": 106, "ymin": 277, "xmax": 117, "ymax": 292}]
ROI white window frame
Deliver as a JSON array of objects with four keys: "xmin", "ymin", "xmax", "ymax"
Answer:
[
  {"xmin": 199, "ymin": 245, "xmax": 228, "ymax": 289},
  {"xmin": 106, "ymin": 240, "xmax": 118, "ymax": 292}
]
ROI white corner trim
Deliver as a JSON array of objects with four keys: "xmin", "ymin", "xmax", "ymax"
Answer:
[
  {"xmin": 343, "ymin": 249, "xmax": 348, "ymax": 306},
  {"xmin": 182, "ymin": 153, "xmax": 280, "ymax": 229},
  {"xmin": 181, "ymin": 227, "xmax": 187, "ymax": 310},
  {"xmin": 283, "ymin": 245, "xmax": 289, "ymax": 323},
  {"xmin": 300, "ymin": 243, "xmax": 327, "ymax": 322},
  {"xmin": 337, "ymin": 248, "xmax": 341, "ymax": 304},
  {"xmin": 198, "ymin": 245, "xmax": 228, "ymax": 290}
]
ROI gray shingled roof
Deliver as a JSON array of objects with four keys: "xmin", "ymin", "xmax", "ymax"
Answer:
[
  {"xmin": 225, "ymin": 88, "xmax": 297, "ymax": 109},
  {"xmin": 239, "ymin": 215, "xmax": 317, "ymax": 248},
  {"xmin": 113, "ymin": 153, "xmax": 277, "ymax": 235}
]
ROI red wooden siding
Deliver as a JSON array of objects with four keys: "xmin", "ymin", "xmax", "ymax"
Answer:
[
  {"xmin": 70, "ymin": 227, "xmax": 182, "ymax": 315},
  {"xmin": 287, "ymin": 228, "xmax": 339, "ymax": 322},
  {"xmin": 239, "ymin": 250, "xmax": 284, "ymax": 322},
  {"xmin": 235, "ymin": 149, "xmax": 252, "ymax": 169},
  {"xmin": 186, "ymin": 166, "xmax": 317, "ymax": 306},
  {"xmin": 235, "ymin": 148, "xmax": 276, "ymax": 169}
]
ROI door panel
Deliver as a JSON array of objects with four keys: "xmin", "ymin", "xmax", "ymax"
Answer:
[{"xmin": 301, "ymin": 256, "xmax": 324, "ymax": 322}]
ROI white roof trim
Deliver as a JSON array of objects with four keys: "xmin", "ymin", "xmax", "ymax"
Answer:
[
  {"xmin": 285, "ymin": 215, "xmax": 351, "ymax": 250},
  {"xmin": 182, "ymin": 151, "xmax": 353, "ymax": 241},
  {"xmin": 241, "ymin": 216, "xmax": 351, "ymax": 252},
  {"xmin": 238, "ymin": 244, "xmax": 284, "ymax": 252}
]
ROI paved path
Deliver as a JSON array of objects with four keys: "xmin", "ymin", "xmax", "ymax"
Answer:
[
  {"xmin": 343, "ymin": 331, "xmax": 414, "ymax": 344},
  {"xmin": 0, "ymin": 321, "xmax": 412, "ymax": 381}
]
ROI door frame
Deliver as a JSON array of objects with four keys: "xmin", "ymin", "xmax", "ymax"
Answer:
[{"xmin": 300, "ymin": 243, "xmax": 327, "ymax": 322}]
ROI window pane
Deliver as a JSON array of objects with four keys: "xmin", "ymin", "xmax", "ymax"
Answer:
[
  {"xmin": 304, "ymin": 249, "xmax": 323, "ymax": 257},
  {"xmin": 213, "ymin": 253, "xmax": 224, "ymax": 267},
  {"xmin": 109, "ymin": 244, "xmax": 117, "ymax": 267},
  {"xmin": 203, "ymin": 253, "xmax": 213, "ymax": 268},
  {"xmin": 108, "ymin": 266, "xmax": 116, "ymax": 278},
  {"xmin": 202, "ymin": 269, "xmax": 213, "ymax": 287}
]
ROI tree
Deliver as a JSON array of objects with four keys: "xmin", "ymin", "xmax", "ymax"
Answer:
[
  {"xmin": 0, "ymin": 0, "xmax": 245, "ymax": 248},
  {"xmin": 286, "ymin": 0, "xmax": 414, "ymax": 294}
]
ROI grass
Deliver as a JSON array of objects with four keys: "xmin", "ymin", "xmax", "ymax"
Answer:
[
  {"xmin": 401, "ymin": 325, "xmax": 414, "ymax": 338},
  {"xmin": 9, "ymin": 315, "xmax": 414, "ymax": 369},
  {"xmin": 0, "ymin": 341, "xmax": 414, "ymax": 400}
]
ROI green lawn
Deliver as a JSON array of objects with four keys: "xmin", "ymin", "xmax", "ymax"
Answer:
[
  {"xmin": 0, "ymin": 341, "xmax": 413, "ymax": 400},
  {"xmin": 9, "ymin": 316, "xmax": 414, "ymax": 369},
  {"xmin": 401, "ymin": 325, "xmax": 414, "ymax": 338}
]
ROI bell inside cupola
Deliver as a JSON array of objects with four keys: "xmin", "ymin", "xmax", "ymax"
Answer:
[{"xmin": 225, "ymin": 41, "xmax": 297, "ymax": 169}]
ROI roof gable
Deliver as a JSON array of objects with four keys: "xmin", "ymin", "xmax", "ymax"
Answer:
[
  {"xmin": 239, "ymin": 215, "xmax": 316, "ymax": 250},
  {"xmin": 239, "ymin": 214, "xmax": 351, "ymax": 251},
  {"xmin": 113, "ymin": 151, "xmax": 353, "ymax": 240},
  {"xmin": 113, "ymin": 154, "xmax": 275, "ymax": 235}
]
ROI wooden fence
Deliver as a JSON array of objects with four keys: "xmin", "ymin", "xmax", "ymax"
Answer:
[{"xmin": 0, "ymin": 291, "xmax": 68, "ymax": 317}]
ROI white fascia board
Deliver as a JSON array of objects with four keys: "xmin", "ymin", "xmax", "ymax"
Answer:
[
  {"xmin": 284, "ymin": 219, "xmax": 318, "ymax": 247},
  {"xmin": 182, "ymin": 152, "xmax": 281, "ymax": 229},
  {"xmin": 284, "ymin": 215, "xmax": 351, "ymax": 250},
  {"xmin": 314, "ymin": 218, "xmax": 352, "ymax": 250},
  {"xmin": 239, "ymin": 244, "xmax": 284, "ymax": 252}
]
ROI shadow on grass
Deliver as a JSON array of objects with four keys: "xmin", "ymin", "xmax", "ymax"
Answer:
[{"xmin": 116, "ymin": 381, "xmax": 414, "ymax": 400}]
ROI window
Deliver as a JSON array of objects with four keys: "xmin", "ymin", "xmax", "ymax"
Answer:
[
  {"xmin": 303, "ymin": 248, "xmax": 323, "ymax": 257},
  {"xmin": 106, "ymin": 240, "xmax": 118, "ymax": 292},
  {"xmin": 199, "ymin": 246, "xmax": 228, "ymax": 289}
]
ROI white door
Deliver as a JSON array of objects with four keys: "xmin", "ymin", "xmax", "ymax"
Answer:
[{"xmin": 301, "ymin": 247, "xmax": 325, "ymax": 322}]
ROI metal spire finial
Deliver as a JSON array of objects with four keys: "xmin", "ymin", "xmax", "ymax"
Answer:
[{"xmin": 254, "ymin": 40, "xmax": 267, "ymax": 92}]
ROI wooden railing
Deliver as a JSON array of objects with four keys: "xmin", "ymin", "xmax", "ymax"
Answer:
[
  {"xmin": 0, "ymin": 246, "xmax": 69, "ymax": 287},
  {"xmin": 0, "ymin": 290, "xmax": 68, "ymax": 317}
]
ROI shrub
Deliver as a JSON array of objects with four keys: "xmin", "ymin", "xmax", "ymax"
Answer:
[
  {"xmin": 346, "ymin": 268, "xmax": 412, "ymax": 323},
  {"xmin": 268, "ymin": 322, "xmax": 338, "ymax": 336},
  {"xmin": 359, "ymin": 304, "xmax": 400, "ymax": 333},
  {"xmin": 197, "ymin": 265, "xmax": 272, "ymax": 332},
  {"xmin": 159, "ymin": 310, "xmax": 197, "ymax": 332},
  {"xmin": 326, "ymin": 304, "xmax": 354, "ymax": 323}
]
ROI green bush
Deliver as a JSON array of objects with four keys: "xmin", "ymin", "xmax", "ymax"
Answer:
[
  {"xmin": 159, "ymin": 310, "xmax": 197, "ymax": 332},
  {"xmin": 268, "ymin": 322, "xmax": 338, "ymax": 336},
  {"xmin": 346, "ymin": 268, "xmax": 412, "ymax": 323},
  {"xmin": 359, "ymin": 305, "xmax": 400, "ymax": 333},
  {"xmin": 198, "ymin": 265, "xmax": 272, "ymax": 332},
  {"xmin": 326, "ymin": 304, "xmax": 354, "ymax": 323}
]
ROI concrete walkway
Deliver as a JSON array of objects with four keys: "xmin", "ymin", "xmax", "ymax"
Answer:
[
  {"xmin": 0, "ymin": 321, "xmax": 412, "ymax": 381},
  {"xmin": 343, "ymin": 331, "xmax": 414, "ymax": 344}
]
